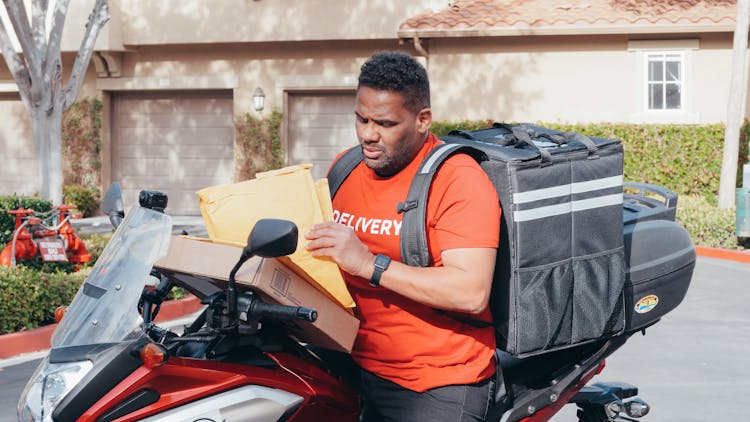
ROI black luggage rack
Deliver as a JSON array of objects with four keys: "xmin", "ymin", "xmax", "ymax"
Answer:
[{"xmin": 623, "ymin": 182, "xmax": 678, "ymax": 224}]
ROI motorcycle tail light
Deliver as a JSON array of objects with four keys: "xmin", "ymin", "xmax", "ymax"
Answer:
[
  {"xmin": 595, "ymin": 359, "xmax": 606, "ymax": 375},
  {"xmin": 54, "ymin": 306, "xmax": 67, "ymax": 323},
  {"xmin": 140, "ymin": 343, "xmax": 168, "ymax": 369}
]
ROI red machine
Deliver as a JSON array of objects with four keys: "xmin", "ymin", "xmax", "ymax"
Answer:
[
  {"xmin": 20, "ymin": 185, "xmax": 695, "ymax": 422},
  {"xmin": 0, "ymin": 205, "xmax": 91, "ymax": 267}
]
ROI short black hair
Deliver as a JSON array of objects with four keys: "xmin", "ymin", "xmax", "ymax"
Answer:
[{"xmin": 358, "ymin": 51, "xmax": 430, "ymax": 113}]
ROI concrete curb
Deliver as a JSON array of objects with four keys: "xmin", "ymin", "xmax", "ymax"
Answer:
[
  {"xmin": 695, "ymin": 246, "xmax": 750, "ymax": 264},
  {"xmin": 0, "ymin": 295, "xmax": 202, "ymax": 360}
]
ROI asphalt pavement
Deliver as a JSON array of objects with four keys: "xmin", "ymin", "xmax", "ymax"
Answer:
[
  {"xmin": 1, "ymin": 243, "xmax": 748, "ymax": 420},
  {"xmin": 551, "ymin": 256, "xmax": 750, "ymax": 422}
]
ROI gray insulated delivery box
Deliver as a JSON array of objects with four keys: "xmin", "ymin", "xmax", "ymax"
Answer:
[
  {"xmin": 442, "ymin": 123, "xmax": 627, "ymax": 357},
  {"xmin": 622, "ymin": 183, "xmax": 695, "ymax": 331}
]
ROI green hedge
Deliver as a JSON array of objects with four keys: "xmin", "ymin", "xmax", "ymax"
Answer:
[
  {"xmin": 0, "ymin": 266, "xmax": 85, "ymax": 334},
  {"xmin": 63, "ymin": 185, "xmax": 100, "ymax": 217},
  {"xmin": 433, "ymin": 121, "xmax": 750, "ymax": 204},
  {"xmin": 0, "ymin": 232, "xmax": 108, "ymax": 334},
  {"xmin": 676, "ymin": 195, "xmax": 740, "ymax": 250},
  {"xmin": 0, "ymin": 231, "xmax": 189, "ymax": 334},
  {"xmin": 0, "ymin": 195, "xmax": 53, "ymax": 245},
  {"xmin": 432, "ymin": 120, "xmax": 749, "ymax": 250}
]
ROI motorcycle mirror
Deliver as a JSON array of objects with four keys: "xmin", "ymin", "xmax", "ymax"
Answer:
[
  {"xmin": 244, "ymin": 219, "xmax": 298, "ymax": 259},
  {"xmin": 101, "ymin": 182, "xmax": 125, "ymax": 228},
  {"xmin": 226, "ymin": 219, "xmax": 298, "ymax": 322}
]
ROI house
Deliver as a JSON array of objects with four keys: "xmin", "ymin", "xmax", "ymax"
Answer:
[{"xmin": 0, "ymin": 0, "xmax": 742, "ymax": 215}]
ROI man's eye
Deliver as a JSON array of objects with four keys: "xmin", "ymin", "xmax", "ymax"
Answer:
[{"xmin": 356, "ymin": 114, "xmax": 368, "ymax": 123}]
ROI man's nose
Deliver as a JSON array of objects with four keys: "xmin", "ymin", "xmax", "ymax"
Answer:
[{"xmin": 359, "ymin": 121, "xmax": 379, "ymax": 142}]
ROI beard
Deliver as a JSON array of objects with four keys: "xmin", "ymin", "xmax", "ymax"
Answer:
[{"xmin": 361, "ymin": 138, "xmax": 422, "ymax": 177}]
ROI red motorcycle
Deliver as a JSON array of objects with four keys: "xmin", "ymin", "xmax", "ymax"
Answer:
[
  {"xmin": 17, "ymin": 183, "xmax": 693, "ymax": 422},
  {"xmin": 0, "ymin": 204, "xmax": 91, "ymax": 267}
]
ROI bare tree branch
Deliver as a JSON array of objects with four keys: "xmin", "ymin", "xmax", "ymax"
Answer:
[
  {"xmin": 44, "ymin": 0, "xmax": 68, "ymax": 77},
  {"xmin": 0, "ymin": 9, "xmax": 31, "ymax": 106},
  {"xmin": 31, "ymin": 0, "xmax": 49, "ymax": 53},
  {"xmin": 61, "ymin": 0, "xmax": 109, "ymax": 110},
  {"xmin": 2, "ymin": 0, "xmax": 41, "ymax": 76}
]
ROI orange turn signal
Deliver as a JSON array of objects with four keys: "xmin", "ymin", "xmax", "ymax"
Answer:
[
  {"xmin": 140, "ymin": 343, "xmax": 168, "ymax": 369},
  {"xmin": 54, "ymin": 306, "xmax": 67, "ymax": 323}
]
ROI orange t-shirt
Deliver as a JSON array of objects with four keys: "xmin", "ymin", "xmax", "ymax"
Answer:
[{"xmin": 331, "ymin": 133, "xmax": 501, "ymax": 392}]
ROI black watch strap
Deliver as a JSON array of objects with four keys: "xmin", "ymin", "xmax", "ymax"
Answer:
[{"xmin": 370, "ymin": 254, "xmax": 391, "ymax": 287}]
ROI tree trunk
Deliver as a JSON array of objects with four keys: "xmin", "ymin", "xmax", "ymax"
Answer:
[
  {"xmin": 31, "ymin": 106, "xmax": 64, "ymax": 205},
  {"xmin": 718, "ymin": 0, "xmax": 750, "ymax": 208},
  {"xmin": 0, "ymin": 0, "xmax": 109, "ymax": 204}
]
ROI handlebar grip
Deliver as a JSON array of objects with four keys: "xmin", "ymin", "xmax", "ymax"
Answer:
[{"xmin": 252, "ymin": 301, "xmax": 318, "ymax": 322}]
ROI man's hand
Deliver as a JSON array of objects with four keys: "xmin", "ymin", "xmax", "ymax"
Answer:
[{"xmin": 305, "ymin": 222, "xmax": 374, "ymax": 278}]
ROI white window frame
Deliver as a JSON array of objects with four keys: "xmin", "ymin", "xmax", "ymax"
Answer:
[
  {"xmin": 645, "ymin": 51, "xmax": 685, "ymax": 111},
  {"xmin": 628, "ymin": 39, "xmax": 699, "ymax": 124}
]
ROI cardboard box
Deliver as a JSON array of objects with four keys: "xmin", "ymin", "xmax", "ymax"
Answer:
[{"xmin": 154, "ymin": 236, "xmax": 359, "ymax": 353}]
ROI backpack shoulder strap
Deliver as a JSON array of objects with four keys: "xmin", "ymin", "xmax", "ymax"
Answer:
[
  {"xmin": 398, "ymin": 143, "xmax": 486, "ymax": 267},
  {"xmin": 327, "ymin": 146, "xmax": 363, "ymax": 199}
]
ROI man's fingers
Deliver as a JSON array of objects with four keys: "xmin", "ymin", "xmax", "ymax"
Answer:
[
  {"xmin": 306, "ymin": 236, "xmax": 340, "ymax": 251},
  {"xmin": 306, "ymin": 222, "xmax": 345, "ymax": 239},
  {"xmin": 309, "ymin": 247, "xmax": 334, "ymax": 257}
]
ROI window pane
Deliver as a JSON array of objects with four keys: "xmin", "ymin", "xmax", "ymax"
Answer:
[
  {"xmin": 666, "ymin": 60, "xmax": 681, "ymax": 81},
  {"xmin": 665, "ymin": 83, "xmax": 681, "ymax": 109},
  {"xmin": 648, "ymin": 59, "xmax": 663, "ymax": 82},
  {"xmin": 649, "ymin": 83, "xmax": 663, "ymax": 109}
]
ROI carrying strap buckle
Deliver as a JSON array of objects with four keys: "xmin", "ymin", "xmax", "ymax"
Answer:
[{"xmin": 396, "ymin": 200, "xmax": 418, "ymax": 214}]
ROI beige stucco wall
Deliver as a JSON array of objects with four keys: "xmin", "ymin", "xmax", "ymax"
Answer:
[
  {"xmin": 1, "ymin": 1, "xmax": 746, "ymax": 201},
  {"xmin": 61, "ymin": 0, "xmax": 125, "ymax": 52},
  {"xmin": 92, "ymin": 40, "xmax": 403, "ymax": 113},
  {"xmin": 426, "ymin": 33, "xmax": 737, "ymax": 124},
  {"xmin": 117, "ymin": 0, "xmax": 444, "ymax": 45}
]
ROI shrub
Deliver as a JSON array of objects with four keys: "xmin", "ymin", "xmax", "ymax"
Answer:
[
  {"xmin": 80, "ymin": 232, "xmax": 111, "ymax": 263},
  {"xmin": 431, "ymin": 119, "xmax": 494, "ymax": 137},
  {"xmin": 433, "ymin": 120, "xmax": 750, "ymax": 204},
  {"xmin": 235, "ymin": 111, "xmax": 284, "ymax": 180},
  {"xmin": 0, "ymin": 195, "xmax": 53, "ymax": 245},
  {"xmin": 677, "ymin": 195, "xmax": 740, "ymax": 250},
  {"xmin": 63, "ymin": 185, "xmax": 100, "ymax": 217},
  {"xmin": 14, "ymin": 256, "xmax": 76, "ymax": 274},
  {"xmin": 62, "ymin": 97, "xmax": 103, "ymax": 190},
  {"xmin": 543, "ymin": 122, "xmax": 733, "ymax": 204},
  {"xmin": 432, "ymin": 119, "xmax": 749, "ymax": 250},
  {"xmin": 0, "ymin": 265, "xmax": 85, "ymax": 334}
]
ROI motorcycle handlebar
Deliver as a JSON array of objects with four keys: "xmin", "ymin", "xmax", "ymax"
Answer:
[{"xmin": 251, "ymin": 301, "xmax": 318, "ymax": 323}]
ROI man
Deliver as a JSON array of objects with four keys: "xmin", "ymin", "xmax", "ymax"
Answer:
[{"xmin": 305, "ymin": 51, "xmax": 500, "ymax": 421}]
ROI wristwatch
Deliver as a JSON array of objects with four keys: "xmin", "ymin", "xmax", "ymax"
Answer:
[{"xmin": 369, "ymin": 254, "xmax": 391, "ymax": 287}]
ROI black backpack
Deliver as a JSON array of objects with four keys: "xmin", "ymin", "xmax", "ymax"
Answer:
[{"xmin": 328, "ymin": 123, "xmax": 626, "ymax": 357}]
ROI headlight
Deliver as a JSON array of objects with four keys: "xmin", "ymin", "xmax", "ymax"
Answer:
[{"xmin": 17, "ymin": 358, "xmax": 93, "ymax": 422}]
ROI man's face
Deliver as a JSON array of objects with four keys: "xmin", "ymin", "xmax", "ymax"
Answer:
[{"xmin": 354, "ymin": 86, "xmax": 431, "ymax": 177}]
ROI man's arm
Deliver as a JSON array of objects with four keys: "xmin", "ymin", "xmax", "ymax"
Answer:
[{"xmin": 305, "ymin": 222, "xmax": 496, "ymax": 314}]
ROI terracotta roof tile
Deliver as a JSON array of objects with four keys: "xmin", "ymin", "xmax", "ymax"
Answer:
[{"xmin": 399, "ymin": 0, "xmax": 737, "ymax": 33}]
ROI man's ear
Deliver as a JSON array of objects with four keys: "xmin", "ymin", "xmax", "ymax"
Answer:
[{"xmin": 416, "ymin": 108, "xmax": 432, "ymax": 135}]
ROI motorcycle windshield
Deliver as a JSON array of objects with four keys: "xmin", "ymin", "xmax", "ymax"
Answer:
[{"xmin": 51, "ymin": 206, "xmax": 172, "ymax": 348}]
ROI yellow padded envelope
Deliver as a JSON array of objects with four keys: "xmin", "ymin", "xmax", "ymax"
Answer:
[{"xmin": 196, "ymin": 164, "xmax": 354, "ymax": 309}]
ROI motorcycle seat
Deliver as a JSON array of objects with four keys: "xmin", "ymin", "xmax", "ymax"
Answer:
[{"xmin": 496, "ymin": 340, "xmax": 605, "ymax": 389}]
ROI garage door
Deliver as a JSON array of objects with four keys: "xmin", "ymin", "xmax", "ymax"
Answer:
[
  {"xmin": 112, "ymin": 91, "xmax": 234, "ymax": 215},
  {"xmin": 287, "ymin": 92, "xmax": 357, "ymax": 181},
  {"xmin": 0, "ymin": 93, "xmax": 37, "ymax": 196}
]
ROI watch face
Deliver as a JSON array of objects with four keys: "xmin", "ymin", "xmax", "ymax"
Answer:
[{"xmin": 375, "ymin": 254, "xmax": 390, "ymax": 269}]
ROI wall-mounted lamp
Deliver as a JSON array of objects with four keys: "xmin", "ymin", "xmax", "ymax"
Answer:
[{"xmin": 253, "ymin": 87, "xmax": 266, "ymax": 111}]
